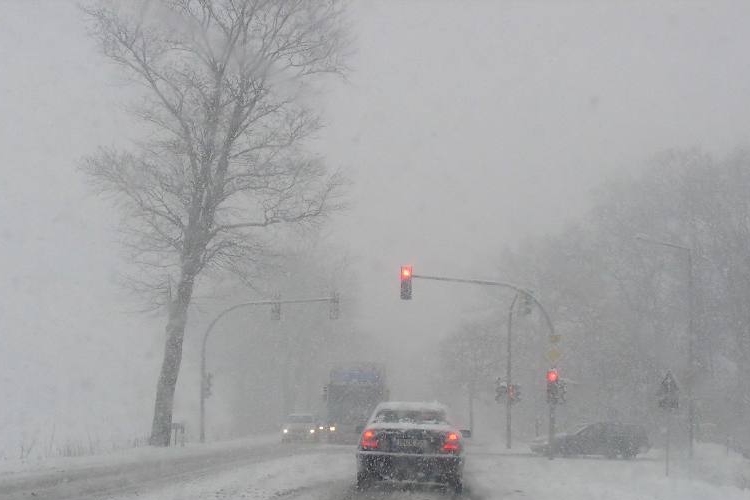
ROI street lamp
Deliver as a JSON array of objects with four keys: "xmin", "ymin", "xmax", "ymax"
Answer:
[{"xmin": 635, "ymin": 233, "xmax": 695, "ymax": 458}]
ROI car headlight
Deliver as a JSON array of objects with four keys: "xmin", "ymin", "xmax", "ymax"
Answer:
[
  {"xmin": 282, "ymin": 429, "xmax": 288, "ymax": 434},
  {"xmin": 329, "ymin": 426, "xmax": 336, "ymax": 432},
  {"xmin": 309, "ymin": 428, "xmax": 315, "ymax": 434},
  {"xmin": 319, "ymin": 426, "xmax": 325, "ymax": 430}
]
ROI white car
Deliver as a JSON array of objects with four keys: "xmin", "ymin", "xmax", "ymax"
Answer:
[
  {"xmin": 355, "ymin": 401, "xmax": 470, "ymax": 493},
  {"xmin": 281, "ymin": 413, "xmax": 320, "ymax": 443}
]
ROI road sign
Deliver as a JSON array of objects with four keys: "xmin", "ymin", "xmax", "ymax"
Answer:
[
  {"xmin": 657, "ymin": 371, "xmax": 679, "ymax": 410},
  {"xmin": 657, "ymin": 371, "xmax": 679, "ymax": 477}
]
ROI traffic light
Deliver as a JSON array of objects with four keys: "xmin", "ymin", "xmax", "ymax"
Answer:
[
  {"xmin": 271, "ymin": 301, "xmax": 281, "ymax": 320},
  {"xmin": 271, "ymin": 293, "xmax": 281, "ymax": 320},
  {"xmin": 400, "ymin": 266, "xmax": 413, "ymax": 300},
  {"xmin": 495, "ymin": 379, "xmax": 507, "ymax": 403},
  {"xmin": 329, "ymin": 292, "xmax": 340, "ymax": 320},
  {"xmin": 546, "ymin": 369, "xmax": 560, "ymax": 404},
  {"xmin": 508, "ymin": 383, "xmax": 521, "ymax": 403},
  {"xmin": 521, "ymin": 292, "xmax": 533, "ymax": 315}
]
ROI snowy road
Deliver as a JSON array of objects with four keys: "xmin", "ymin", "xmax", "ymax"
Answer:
[
  {"xmin": 0, "ymin": 439, "xmax": 336, "ymax": 500},
  {"xmin": 0, "ymin": 439, "xmax": 472, "ymax": 500},
  {"xmin": 1, "ymin": 439, "xmax": 748, "ymax": 500}
]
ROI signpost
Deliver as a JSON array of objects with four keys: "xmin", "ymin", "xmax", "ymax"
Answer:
[{"xmin": 657, "ymin": 371, "xmax": 679, "ymax": 476}]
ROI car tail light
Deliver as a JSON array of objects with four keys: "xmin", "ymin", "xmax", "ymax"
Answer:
[
  {"xmin": 441, "ymin": 432, "xmax": 461, "ymax": 453},
  {"xmin": 360, "ymin": 429, "xmax": 379, "ymax": 450}
]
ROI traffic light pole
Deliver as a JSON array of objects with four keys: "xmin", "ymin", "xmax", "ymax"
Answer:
[
  {"xmin": 199, "ymin": 294, "xmax": 339, "ymax": 443},
  {"xmin": 506, "ymin": 293, "xmax": 519, "ymax": 449},
  {"xmin": 409, "ymin": 273, "xmax": 559, "ymax": 455},
  {"xmin": 410, "ymin": 274, "xmax": 557, "ymax": 340},
  {"xmin": 666, "ymin": 412, "xmax": 671, "ymax": 477},
  {"xmin": 686, "ymin": 250, "xmax": 695, "ymax": 459},
  {"xmin": 548, "ymin": 403, "xmax": 556, "ymax": 460}
]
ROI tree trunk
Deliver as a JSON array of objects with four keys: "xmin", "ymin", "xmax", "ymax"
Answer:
[{"xmin": 149, "ymin": 272, "xmax": 195, "ymax": 446}]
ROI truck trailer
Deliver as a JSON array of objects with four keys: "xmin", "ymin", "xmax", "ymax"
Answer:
[{"xmin": 324, "ymin": 363, "xmax": 389, "ymax": 443}]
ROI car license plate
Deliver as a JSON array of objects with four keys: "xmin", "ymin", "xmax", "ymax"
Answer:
[{"xmin": 396, "ymin": 438, "xmax": 425, "ymax": 449}]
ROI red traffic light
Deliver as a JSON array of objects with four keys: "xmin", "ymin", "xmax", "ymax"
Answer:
[
  {"xmin": 546, "ymin": 369, "xmax": 558, "ymax": 383},
  {"xmin": 400, "ymin": 265, "xmax": 413, "ymax": 300}
]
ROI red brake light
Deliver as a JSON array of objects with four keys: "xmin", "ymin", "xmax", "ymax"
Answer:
[
  {"xmin": 360, "ymin": 429, "xmax": 379, "ymax": 450},
  {"xmin": 442, "ymin": 432, "xmax": 461, "ymax": 453}
]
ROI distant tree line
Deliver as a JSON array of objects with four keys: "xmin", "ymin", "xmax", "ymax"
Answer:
[{"xmin": 440, "ymin": 148, "xmax": 750, "ymax": 447}]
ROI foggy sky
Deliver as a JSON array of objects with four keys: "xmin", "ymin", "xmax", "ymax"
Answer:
[
  {"xmin": 318, "ymin": 0, "xmax": 750, "ymax": 396},
  {"xmin": 2, "ymin": 0, "xmax": 750, "ymax": 449}
]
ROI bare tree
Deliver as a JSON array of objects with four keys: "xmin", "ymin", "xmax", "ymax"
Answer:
[
  {"xmin": 491, "ymin": 148, "xmax": 750, "ymax": 439},
  {"xmin": 82, "ymin": 0, "xmax": 349, "ymax": 446},
  {"xmin": 438, "ymin": 323, "xmax": 498, "ymax": 431}
]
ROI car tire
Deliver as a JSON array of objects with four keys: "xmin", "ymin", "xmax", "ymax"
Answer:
[
  {"xmin": 356, "ymin": 471, "xmax": 373, "ymax": 490},
  {"xmin": 447, "ymin": 475, "xmax": 463, "ymax": 494}
]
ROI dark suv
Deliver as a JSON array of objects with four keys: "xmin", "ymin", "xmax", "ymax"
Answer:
[{"xmin": 531, "ymin": 422, "xmax": 650, "ymax": 459}]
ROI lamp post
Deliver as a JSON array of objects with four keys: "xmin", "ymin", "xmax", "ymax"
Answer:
[{"xmin": 635, "ymin": 233, "xmax": 695, "ymax": 458}]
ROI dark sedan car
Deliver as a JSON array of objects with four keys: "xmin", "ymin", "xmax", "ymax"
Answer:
[
  {"xmin": 531, "ymin": 422, "xmax": 650, "ymax": 459},
  {"xmin": 356, "ymin": 401, "xmax": 470, "ymax": 493}
]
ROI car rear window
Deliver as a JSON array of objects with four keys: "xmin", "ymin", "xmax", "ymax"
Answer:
[{"xmin": 372, "ymin": 409, "xmax": 448, "ymax": 425}]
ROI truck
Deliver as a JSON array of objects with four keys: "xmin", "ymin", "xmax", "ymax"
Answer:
[{"xmin": 324, "ymin": 363, "xmax": 389, "ymax": 443}]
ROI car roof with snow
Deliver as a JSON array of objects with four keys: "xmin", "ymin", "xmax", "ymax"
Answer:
[
  {"xmin": 371, "ymin": 401, "xmax": 449, "ymax": 413},
  {"xmin": 365, "ymin": 401, "xmax": 458, "ymax": 431}
]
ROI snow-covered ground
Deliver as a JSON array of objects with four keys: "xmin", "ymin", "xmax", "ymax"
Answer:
[
  {"xmin": 109, "ymin": 448, "xmax": 355, "ymax": 500},
  {"xmin": 1, "ymin": 437, "xmax": 749, "ymax": 500},
  {"xmin": 468, "ymin": 440, "xmax": 750, "ymax": 500},
  {"xmin": 0, "ymin": 434, "xmax": 279, "ymax": 478}
]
